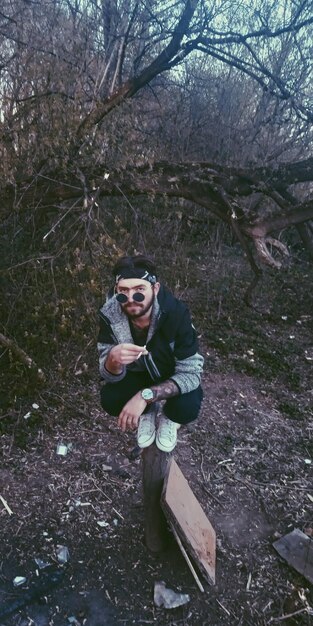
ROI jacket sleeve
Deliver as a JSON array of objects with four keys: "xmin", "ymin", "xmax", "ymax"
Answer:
[
  {"xmin": 97, "ymin": 316, "xmax": 126, "ymax": 383},
  {"xmin": 170, "ymin": 307, "xmax": 204, "ymax": 394},
  {"xmin": 170, "ymin": 353, "xmax": 204, "ymax": 394}
]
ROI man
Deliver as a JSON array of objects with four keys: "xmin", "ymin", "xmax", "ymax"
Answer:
[{"xmin": 97, "ymin": 255, "xmax": 203, "ymax": 453}]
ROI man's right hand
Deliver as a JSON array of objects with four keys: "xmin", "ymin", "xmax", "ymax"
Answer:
[{"xmin": 105, "ymin": 343, "xmax": 148, "ymax": 374}]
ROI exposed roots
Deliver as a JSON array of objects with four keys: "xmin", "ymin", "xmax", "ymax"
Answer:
[{"xmin": 253, "ymin": 236, "xmax": 289, "ymax": 269}]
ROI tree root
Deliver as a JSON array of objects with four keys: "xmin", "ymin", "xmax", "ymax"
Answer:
[{"xmin": 253, "ymin": 236, "xmax": 289, "ymax": 269}]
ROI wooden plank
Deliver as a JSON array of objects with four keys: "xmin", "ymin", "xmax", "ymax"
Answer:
[
  {"xmin": 161, "ymin": 459, "xmax": 216, "ymax": 585},
  {"xmin": 170, "ymin": 523, "xmax": 205, "ymax": 592},
  {"xmin": 273, "ymin": 528, "xmax": 313, "ymax": 584}
]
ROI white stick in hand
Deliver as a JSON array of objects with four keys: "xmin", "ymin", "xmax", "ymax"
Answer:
[{"xmin": 136, "ymin": 345, "xmax": 146, "ymax": 359}]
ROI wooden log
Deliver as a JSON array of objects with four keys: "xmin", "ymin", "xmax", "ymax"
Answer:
[{"xmin": 142, "ymin": 443, "xmax": 173, "ymax": 553}]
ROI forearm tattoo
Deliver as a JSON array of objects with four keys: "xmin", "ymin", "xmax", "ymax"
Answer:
[{"xmin": 151, "ymin": 380, "xmax": 179, "ymax": 401}]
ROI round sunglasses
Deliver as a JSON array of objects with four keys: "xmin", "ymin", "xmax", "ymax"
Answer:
[{"xmin": 116, "ymin": 292, "xmax": 145, "ymax": 304}]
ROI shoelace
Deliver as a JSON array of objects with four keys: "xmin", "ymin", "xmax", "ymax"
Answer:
[
  {"xmin": 159, "ymin": 419, "xmax": 176, "ymax": 441},
  {"xmin": 140, "ymin": 415, "xmax": 155, "ymax": 434}
]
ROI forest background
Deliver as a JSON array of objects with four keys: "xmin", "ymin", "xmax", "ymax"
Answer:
[
  {"xmin": 1, "ymin": 0, "xmax": 313, "ymax": 388},
  {"xmin": 0, "ymin": 1, "xmax": 313, "ymax": 625}
]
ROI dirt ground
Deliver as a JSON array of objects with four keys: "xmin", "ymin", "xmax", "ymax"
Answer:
[{"xmin": 1, "ymin": 262, "xmax": 313, "ymax": 625}]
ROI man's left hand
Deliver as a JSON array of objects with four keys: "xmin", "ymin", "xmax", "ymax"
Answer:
[{"xmin": 118, "ymin": 392, "xmax": 147, "ymax": 431}]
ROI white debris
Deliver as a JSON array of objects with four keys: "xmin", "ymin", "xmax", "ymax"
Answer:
[
  {"xmin": 68, "ymin": 617, "xmax": 81, "ymax": 625},
  {"xmin": 154, "ymin": 581, "xmax": 190, "ymax": 609},
  {"xmin": 13, "ymin": 576, "xmax": 27, "ymax": 587},
  {"xmin": 56, "ymin": 545, "xmax": 70, "ymax": 563},
  {"xmin": 34, "ymin": 557, "xmax": 50, "ymax": 569},
  {"xmin": 56, "ymin": 444, "xmax": 68, "ymax": 456}
]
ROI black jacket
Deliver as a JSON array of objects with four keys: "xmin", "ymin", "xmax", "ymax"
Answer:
[{"xmin": 97, "ymin": 285, "xmax": 204, "ymax": 394}]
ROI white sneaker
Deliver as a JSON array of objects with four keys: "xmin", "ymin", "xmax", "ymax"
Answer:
[
  {"xmin": 137, "ymin": 412, "xmax": 156, "ymax": 448},
  {"xmin": 156, "ymin": 416, "xmax": 178, "ymax": 453}
]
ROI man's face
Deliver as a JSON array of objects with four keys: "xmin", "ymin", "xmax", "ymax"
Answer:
[{"xmin": 116, "ymin": 278, "xmax": 159, "ymax": 319}]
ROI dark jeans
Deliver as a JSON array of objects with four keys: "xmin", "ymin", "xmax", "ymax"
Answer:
[{"xmin": 100, "ymin": 371, "xmax": 203, "ymax": 425}]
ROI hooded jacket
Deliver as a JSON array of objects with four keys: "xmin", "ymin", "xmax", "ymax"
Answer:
[{"xmin": 97, "ymin": 285, "xmax": 204, "ymax": 395}]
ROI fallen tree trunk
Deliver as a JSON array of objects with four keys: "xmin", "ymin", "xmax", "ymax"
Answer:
[{"xmin": 2, "ymin": 158, "xmax": 313, "ymax": 272}]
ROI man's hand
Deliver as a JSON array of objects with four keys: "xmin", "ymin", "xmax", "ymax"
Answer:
[
  {"xmin": 118, "ymin": 392, "xmax": 147, "ymax": 431},
  {"xmin": 105, "ymin": 343, "xmax": 148, "ymax": 374}
]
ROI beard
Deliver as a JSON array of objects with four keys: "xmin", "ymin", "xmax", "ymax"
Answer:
[{"xmin": 122, "ymin": 291, "xmax": 155, "ymax": 319}]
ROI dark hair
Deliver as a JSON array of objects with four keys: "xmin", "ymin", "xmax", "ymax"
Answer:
[{"xmin": 112, "ymin": 255, "xmax": 157, "ymax": 278}]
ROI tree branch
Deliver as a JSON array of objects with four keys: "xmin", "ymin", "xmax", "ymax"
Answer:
[
  {"xmin": 75, "ymin": 0, "xmax": 199, "ymax": 137},
  {"xmin": 0, "ymin": 333, "xmax": 45, "ymax": 381}
]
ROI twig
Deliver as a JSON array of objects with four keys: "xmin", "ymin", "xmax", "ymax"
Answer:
[
  {"xmin": 0, "ymin": 495, "xmax": 13, "ymax": 515},
  {"xmin": 89, "ymin": 477, "xmax": 112, "ymax": 503},
  {"xmin": 170, "ymin": 524, "xmax": 204, "ymax": 593},
  {"xmin": 270, "ymin": 607, "xmax": 311, "ymax": 622},
  {"xmin": 37, "ymin": 174, "xmax": 81, "ymax": 190},
  {"xmin": 200, "ymin": 453, "xmax": 208, "ymax": 481},
  {"xmin": 228, "ymin": 475, "xmax": 256, "ymax": 493},
  {"xmin": 112, "ymin": 507, "xmax": 124, "ymax": 520},
  {"xmin": 200, "ymin": 454, "xmax": 221, "ymax": 504},
  {"xmin": 201, "ymin": 483, "xmax": 222, "ymax": 505},
  {"xmin": 0, "ymin": 333, "xmax": 45, "ymax": 381},
  {"xmin": 89, "ymin": 479, "xmax": 123, "ymax": 518},
  {"xmin": 42, "ymin": 198, "xmax": 81, "ymax": 241},
  {"xmin": 216, "ymin": 599, "xmax": 231, "ymax": 616},
  {"xmin": 1, "ymin": 255, "xmax": 55, "ymax": 272}
]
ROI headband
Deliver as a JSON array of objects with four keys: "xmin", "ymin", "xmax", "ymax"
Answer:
[{"xmin": 115, "ymin": 268, "xmax": 157, "ymax": 285}]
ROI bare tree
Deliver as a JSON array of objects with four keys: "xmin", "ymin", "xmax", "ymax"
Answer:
[{"xmin": 1, "ymin": 0, "xmax": 313, "ymax": 277}]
